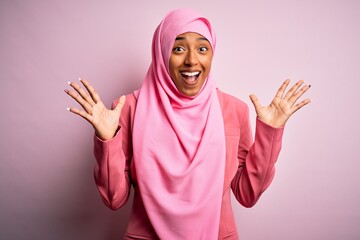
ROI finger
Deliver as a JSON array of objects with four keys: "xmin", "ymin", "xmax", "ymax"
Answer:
[
  {"xmin": 291, "ymin": 98, "xmax": 312, "ymax": 114},
  {"xmin": 67, "ymin": 107, "xmax": 94, "ymax": 123},
  {"xmin": 68, "ymin": 80, "xmax": 96, "ymax": 106},
  {"xmin": 249, "ymin": 94, "xmax": 262, "ymax": 111},
  {"xmin": 275, "ymin": 79, "xmax": 291, "ymax": 99},
  {"xmin": 283, "ymin": 80, "xmax": 304, "ymax": 101},
  {"xmin": 80, "ymin": 78, "xmax": 102, "ymax": 103},
  {"xmin": 288, "ymin": 84, "xmax": 311, "ymax": 105},
  {"xmin": 114, "ymin": 95, "xmax": 126, "ymax": 113},
  {"xmin": 64, "ymin": 88, "xmax": 93, "ymax": 114}
]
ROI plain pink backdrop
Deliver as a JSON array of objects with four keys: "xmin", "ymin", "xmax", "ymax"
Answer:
[{"xmin": 1, "ymin": 0, "xmax": 359, "ymax": 239}]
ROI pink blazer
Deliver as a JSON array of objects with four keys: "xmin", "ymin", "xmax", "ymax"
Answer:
[{"xmin": 93, "ymin": 90, "xmax": 284, "ymax": 239}]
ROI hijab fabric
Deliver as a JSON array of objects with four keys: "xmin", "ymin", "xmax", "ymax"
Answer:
[{"xmin": 132, "ymin": 9, "xmax": 226, "ymax": 239}]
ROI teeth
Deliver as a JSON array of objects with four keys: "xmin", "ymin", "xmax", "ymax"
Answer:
[{"xmin": 181, "ymin": 71, "xmax": 200, "ymax": 76}]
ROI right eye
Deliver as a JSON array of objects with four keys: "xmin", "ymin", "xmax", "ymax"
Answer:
[{"xmin": 173, "ymin": 47, "xmax": 185, "ymax": 52}]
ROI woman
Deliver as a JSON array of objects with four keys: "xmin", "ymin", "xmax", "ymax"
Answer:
[{"xmin": 65, "ymin": 9, "xmax": 311, "ymax": 240}]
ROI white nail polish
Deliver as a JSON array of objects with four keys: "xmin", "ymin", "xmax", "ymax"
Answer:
[
  {"xmin": 67, "ymin": 81, "xmax": 71, "ymax": 85},
  {"xmin": 78, "ymin": 77, "xmax": 82, "ymax": 81},
  {"xmin": 66, "ymin": 107, "xmax": 70, "ymax": 111}
]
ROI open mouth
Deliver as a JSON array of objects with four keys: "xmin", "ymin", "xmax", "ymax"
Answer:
[{"xmin": 180, "ymin": 71, "xmax": 201, "ymax": 84}]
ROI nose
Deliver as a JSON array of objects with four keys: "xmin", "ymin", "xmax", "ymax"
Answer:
[{"xmin": 184, "ymin": 50, "xmax": 198, "ymax": 66}]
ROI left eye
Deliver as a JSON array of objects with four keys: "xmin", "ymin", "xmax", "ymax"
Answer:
[{"xmin": 199, "ymin": 47, "xmax": 208, "ymax": 52}]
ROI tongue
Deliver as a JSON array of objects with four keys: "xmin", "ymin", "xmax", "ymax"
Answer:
[{"xmin": 183, "ymin": 75, "xmax": 197, "ymax": 82}]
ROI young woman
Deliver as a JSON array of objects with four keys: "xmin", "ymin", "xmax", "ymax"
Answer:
[{"xmin": 65, "ymin": 9, "xmax": 311, "ymax": 240}]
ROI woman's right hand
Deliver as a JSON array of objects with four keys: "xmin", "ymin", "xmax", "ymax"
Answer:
[{"xmin": 65, "ymin": 78, "xmax": 126, "ymax": 141}]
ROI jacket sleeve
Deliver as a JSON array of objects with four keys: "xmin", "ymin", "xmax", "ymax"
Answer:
[
  {"xmin": 231, "ymin": 105, "xmax": 284, "ymax": 208},
  {"xmin": 93, "ymin": 98, "xmax": 133, "ymax": 210}
]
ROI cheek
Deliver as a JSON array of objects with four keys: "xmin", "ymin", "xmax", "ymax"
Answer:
[
  {"xmin": 168, "ymin": 58, "xmax": 176, "ymax": 77},
  {"xmin": 168, "ymin": 60, "xmax": 178, "ymax": 85},
  {"xmin": 202, "ymin": 52, "xmax": 213, "ymax": 65},
  {"xmin": 169, "ymin": 56, "xmax": 179, "ymax": 72},
  {"xmin": 169, "ymin": 56, "xmax": 185, "ymax": 77},
  {"xmin": 203, "ymin": 57, "xmax": 213, "ymax": 73}
]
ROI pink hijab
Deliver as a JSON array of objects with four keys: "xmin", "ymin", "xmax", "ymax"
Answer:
[{"xmin": 132, "ymin": 9, "xmax": 226, "ymax": 239}]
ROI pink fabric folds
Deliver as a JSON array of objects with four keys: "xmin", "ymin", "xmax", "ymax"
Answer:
[{"xmin": 132, "ymin": 9, "xmax": 225, "ymax": 239}]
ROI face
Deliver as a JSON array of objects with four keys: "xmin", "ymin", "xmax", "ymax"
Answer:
[{"xmin": 169, "ymin": 32, "xmax": 213, "ymax": 97}]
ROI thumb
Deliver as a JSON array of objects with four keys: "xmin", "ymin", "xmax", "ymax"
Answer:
[
  {"xmin": 249, "ymin": 94, "xmax": 261, "ymax": 110},
  {"xmin": 114, "ymin": 95, "xmax": 126, "ymax": 113}
]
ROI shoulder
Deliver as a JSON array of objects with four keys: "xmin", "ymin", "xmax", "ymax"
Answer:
[
  {"xmin": 217, "ymin": 89, "xmax": 248, "ymax": 112},
  {"xmin": 217, "ymin": 89, "xmax": 250, "ymax": 128}
]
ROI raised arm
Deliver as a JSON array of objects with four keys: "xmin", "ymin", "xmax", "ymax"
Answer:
[
  {"xmin": 231, "ymin": 79, "xmax": 311, "ymax": 207},
  {"xmin": 65, "ymin": 79, "xmax": 131, "ymax": 209}
]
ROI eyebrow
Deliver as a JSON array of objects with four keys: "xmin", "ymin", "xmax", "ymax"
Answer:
[{"xmin": 175, "ymin": 36, "xmax": 209, "ymax": 42}]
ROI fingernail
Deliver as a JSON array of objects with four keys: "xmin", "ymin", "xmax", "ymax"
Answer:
[
  {"xmin": 67, "ymin": 81, "xmax": 71, "ymax": 85},
  {"xmin": 66, "ymin": 107, "xmax": 70, "ymax": 111},
  {"xmin": 309, "ymin": 85, "xmax": 311, "ymax": 88},
  {"xmin": 78, "ymin": 77, "xmax": 82, "ymax": 81},
  {"xmin": 64, "ymin": 89, "xmax": 69, "ymax": 94}
]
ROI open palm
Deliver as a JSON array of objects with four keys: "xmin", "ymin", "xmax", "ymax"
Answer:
[
  {"xmin": 65, "ymin": 79, "xmax": 125, "ymax": 140},
  {"xmin": 250, "ymin": 79, "xmax": 311, "ymax": 128}
]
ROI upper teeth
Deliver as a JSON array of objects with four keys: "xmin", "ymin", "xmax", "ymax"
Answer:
[{"xmin": 182, "ymin": 72, "xmax": 200, "ymax": 76}]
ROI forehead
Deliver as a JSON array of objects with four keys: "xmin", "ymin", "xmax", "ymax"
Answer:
[{"xmin": 174, "ymin": 32, "xmax": 210, "ymax": 43}]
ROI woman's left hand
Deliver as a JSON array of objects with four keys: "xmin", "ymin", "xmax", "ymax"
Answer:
[{"xmin": 249, "ymin": 79, "xmax": 311, "ymax": 128}]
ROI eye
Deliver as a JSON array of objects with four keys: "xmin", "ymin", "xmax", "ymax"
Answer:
[
  {"xmin": 199, "ymin": 46, "xmax": 208, "ymax": 52},
  {"xmin": 173, "ymin": 46, "xmax": 185, "ymax": 52}
]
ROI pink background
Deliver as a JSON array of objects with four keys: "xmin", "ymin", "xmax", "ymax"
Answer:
[{"xmin": 1, "ymin": 0, "xmax": 359, "ymax": 239}]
